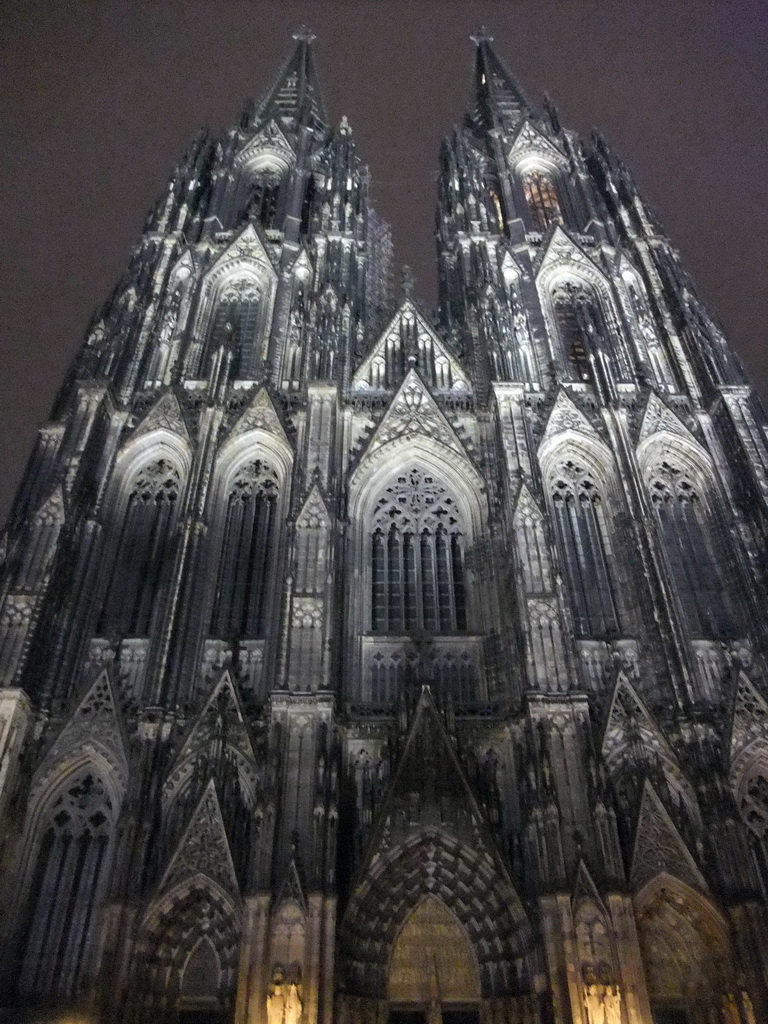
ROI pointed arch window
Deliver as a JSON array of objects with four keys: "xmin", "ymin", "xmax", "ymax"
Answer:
[
  {"xmin": 100, "ymin": 458, "xmax": 182, "ymax": 636},
  {"xmin": 553, "ymin": 282, "xmax": 599, "ymax": 383},
  {"xmin": 550, "ymin": 460, "xmax": 620, "ymax": 637},
  {"xmin": 370, "ymin": 469, "xmax": 466, "ymax": 634},
  {"xmin": 212, "ymin": 459, "xmax": 280, "ymax": 639},
  {"xmin": 246, "ymin": 170, "xmax": 282, "ymax": 230},
  {"xmin": 19, "ymin": 772, "xmax": 114, "ymax": 998},
  {"xmin": 522, "ymin": 170, "xmax": 562, "ymax": 231},
  {"xmin": 649, "ymin": 462, "xmax": 733, "ymax": 637},
  {"xmin": 739, "ymin": 766, "xmax": 768, "ymax": 897},
  {"xmin": 206, "ymin": 278, "xmax": 262, "ymax": 379}
]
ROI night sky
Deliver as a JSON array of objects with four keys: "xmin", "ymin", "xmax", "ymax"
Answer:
[{"xmin": 1, "ymin": 0, "xmax": 766, "ymax": 524}]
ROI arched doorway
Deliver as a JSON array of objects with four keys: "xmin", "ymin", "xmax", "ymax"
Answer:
[
  {"xmin": 635, "ymin": 877, "xmax": 734, "ymax": 1024},
  {"xmin": 387, "ymin": 896, "xmax": 480, "ymax": 1024}
]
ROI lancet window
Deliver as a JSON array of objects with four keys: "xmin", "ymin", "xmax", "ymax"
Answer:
[
  {"xmin": 550, "ymin": 460, "xmax": 620, "ymax": 637},
  {"xmin": 739, "ymin": 767, "xmax": 768, "ymax": 897},
  {"xmin": 649, "ymin": 462, "xmax": 733, "ymax": 637},
  {"xmin": 245, "ymin": 170, "xmax": 282, "ymax": 230},
  {"xmin": 522, "ymin": 170, "xmax": 562, "ymax": 231},
  {"xmin": 19, "ymin": 772, "xmax": 114, "ymax": 997},
  {"xmin": 553, "ymin": 282, "xmax": 599, "ymax": 383},
  {"xmin": 99, "ymin": 458, "xmax": 182, "ymax": 636},
  {"xmin": 211, "ymin": 458, "xmax": 280, "ymax": 639},
  {"xmin": 205, "ymin": 278, "xmax": 262, "ymax": 379},
  {"xmin": 370, "ymin": 469, "xmax": 467, "ymax": 634}
]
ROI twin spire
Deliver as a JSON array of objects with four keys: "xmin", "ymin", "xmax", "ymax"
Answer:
[{"xmin": 246, "ymin": 27, "xmax": 531, "ymax": 136}]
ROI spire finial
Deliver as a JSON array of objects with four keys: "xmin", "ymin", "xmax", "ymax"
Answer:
[
  {"xmin": 470, "ymin": 26, "xmax": 494, "ymax": 46},
  {"xmin": 292, "ymin": 25, "xmax": 316, "ymax": 44}
]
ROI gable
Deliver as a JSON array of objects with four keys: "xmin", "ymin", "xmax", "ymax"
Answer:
[
  {"xmin": 353, "ymin": 300, "xmax": 469, "ymax": 393},
  {"xmin": 159, "ymin": 780, "xmax": 240, "ymax": 898},
  {"xmin": 631, "ymin": 782, "xmax": 707, "ymax": 893},
  {"xmin": 133, "ymin": 390, "xmax": 190, "ymax": 445}
]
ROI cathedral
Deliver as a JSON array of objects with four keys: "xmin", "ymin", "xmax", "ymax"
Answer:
[{"xmin": 2, "ymin": 27, "xmax": 768, "ymax": 1024}]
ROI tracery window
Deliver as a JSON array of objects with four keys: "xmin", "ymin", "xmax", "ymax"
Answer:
[
  {"xmin": 740, "ymin": 768, "xmax": 768, "ymax": 896},
  {"xmin": 246, "ymin": 170, "xmax": 282, "ymax": 230},
  {"xmin": 211, "ymin": 459, "xmax": 280, "ymax": 639},
  {"xmin": 523, "ymin": 170, "xmax": 562, "ymax": 231},
  {"xmin": 370, "ymin": 469, "xmax": 467, "ymax": 634},
  {"xmin": 553, "ymin": 282, "xmax": 598, "ymax": 383},
  {"xmin": 20, "ymin": 772, "xmax": 114, "ymax": 997},
  {"xmin": 551, "ymin": 460, "xmax": 620, "ymax": 637},
  {"xmin": 100, "ymin": 458, "xmax": 182, "ymax": 636},
  {"xmin": 205, "ymin": 279, "xmax": 262, "ymax": 379},
  {"xmin": 649, "ymin": 462, "xmax": 733, "ymax": 637}
]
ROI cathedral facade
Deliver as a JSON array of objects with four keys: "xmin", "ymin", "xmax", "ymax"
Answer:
[{"xmin": 1, "ymin": 29, "xmax": 768, "ymax": 1024}]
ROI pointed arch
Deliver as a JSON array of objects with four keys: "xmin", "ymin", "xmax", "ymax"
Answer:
[
  {"xmin": 206, "ymin": 427, "xmax": 293, "ymax": 645},
  {"xmin": 186, "ymin": 230, "xmax": 278, "ymax": 380},
  {"xmin": 536, "ymin": 236, "xmax": 632, "ymax": 382},
  {"xmin": 388, "ymin": 894, "xmax": 481, "ymax": 1005},
  {"xmin": 14, "ymin": 759, "xmax": 121, "ymax": 1000},
  {"xmin": 731, "ymin": 741, "xmax": 768, "ymax": 897},
  {"xmin": 634, "ymin": 874, "xmax": 735, "ymax": 1022},
  {"xmin": 539, "ymin": 437, "xmax": 625, "ymax": 638},
  {"xmin": 134, "ymin": 875, "xmax": 242, "ymax": 1019},
  {"xmin": 637, "ymin": 431, "xmax": 737, "ymax": 640},
  {"xmin": 98, "ymin": 433, "xmax": 189, "ymax": 638},
  {"xmin": 339, "ymin": 830, "xmax": 536, "ymax": 1001}
]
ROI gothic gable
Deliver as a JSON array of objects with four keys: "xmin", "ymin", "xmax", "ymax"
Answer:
[
  {"xmin": 572, "ymin": 859, "xmax": 609, "ymax": 917},
  {"xmin": 165, "ymin": 670, "xmax": 260, "ymax": 807},
  {"xmin": 508, "ymin": 119, "xmax": 566, "ymax": 168},
  {"xmin": 534, "ymin": 225, "xmax": 605, "ymax": 281},
  {"xmin": 353, "ymin": 370, "xmax": 479, "ymax": 481},
  {"xmin": 224, "ymin": 385, "xmax": 290, "ymax": 448},
  {"xmin": 539, "ymin": 389, "xmax": 603, "ymax": 451},
  {"xmin": 296, "ymin": 483, "xmax": 332, "ymax": 530},
  {"xmin": 513, "ymin": 481, "xmax": 545, "ymax": 523},
  {"xmin": 362, "ymin": 688, "xmax": 494, "ymax": 863},
  {"xmin": 132, "ymin": 390, "xmax": 191, "ymax": 445},
  {"xmin": 34, "ymin": 669, "xmax": 129, "ymax": 801},
  {"xmin": 630, "ymin": 781, "xmax": 707, "ymax": 893},
  {"xmin": 207, "ymin": 222, "xmax": 279, "ymax": 281},
  {"xmin": 602, "ymin": 674, "xmax": 675, "ymax": 771},
  {"xmin": 235, "ymin": 118, "xmax": 296, "ymax": 170},
  {"xmin": 729, "ymin": 671, "xmax": 768, "ymax": 768},
  {"xmin": 352, "ymin": 300, "xmax": 470, "ymax": 393},
  {"xmin": 637, "ymin": 391, "xmax": 697, "ymax": 448},
  {"xmin": 32, "ymin": 484, "xmax": 66, "ymax": 526},
  {"xmin": 158, "ymin": 779, "xmax": 240, "ymax": 899}
]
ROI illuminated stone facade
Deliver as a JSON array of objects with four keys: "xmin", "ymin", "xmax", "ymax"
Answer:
[{"xmin": 0, "ymin": 27, "xmax": 767, "ymax": 1024}]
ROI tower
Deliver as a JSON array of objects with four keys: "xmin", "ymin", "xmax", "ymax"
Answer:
[{"xmin": 0, "ymin": 25, "xmax": 767, "ymax": 1024}]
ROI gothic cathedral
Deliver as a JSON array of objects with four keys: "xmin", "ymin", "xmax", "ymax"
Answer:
[{"xmin": 1, "ymin": 29, "xmax": 767, "ymax": 1024}]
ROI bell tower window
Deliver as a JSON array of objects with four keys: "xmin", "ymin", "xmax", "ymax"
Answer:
[{"xmin": 523, "ymin": 170, "xmax": 561, "ymax": 231}]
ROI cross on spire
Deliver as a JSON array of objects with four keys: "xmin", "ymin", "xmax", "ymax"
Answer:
[
  {"xmin": 292, "ymin": 25, "xmax": 316, "ymax": 44},
  {"xmin": 470, "ymin": 26, "xmax": 494, "ymax": 46}
]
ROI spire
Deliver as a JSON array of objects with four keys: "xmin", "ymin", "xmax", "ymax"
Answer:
[
  {"xmin": 467, "ymin": 28, "xmax": 532, "ymax": 133},
  {"xmin": 251, "ymin": 27, "xmax": 328, "ymax": 133}
]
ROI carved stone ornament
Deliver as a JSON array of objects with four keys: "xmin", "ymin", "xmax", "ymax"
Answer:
[
  {"xmin": 132, "ymin": 390, "xmax": 190, "ymax": 443},
  {"xmin": 159, "ymin": 778, "xmax": 240, "ymax": 898},
  {"xmin": 361, "ymin": 370, "xmax": 473, "ymax": 467},
  {"xmin": 226, "ymin": 385, "xmax": 289, "ymax": 446},
  {"xmin": 630, "ymin": 781, "xmax": 706, "ymax": 893}
]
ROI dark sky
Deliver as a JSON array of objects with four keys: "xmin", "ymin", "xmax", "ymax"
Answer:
[{"xmin": 1, "ymin": 0, "xmax": 767, "ymax": 525}]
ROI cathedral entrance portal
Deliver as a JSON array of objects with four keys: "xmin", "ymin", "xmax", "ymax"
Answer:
[{"xmin": 387, "ymin": 896, "xmax": 480, "ymax": 1024}]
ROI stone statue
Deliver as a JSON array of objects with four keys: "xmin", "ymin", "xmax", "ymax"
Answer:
[
  {"xmin": 267, "ymin": 966, "xmax": 286, "ymax": 1024},
  {"xmin": 284, "ymin": 978, "xmax": 303, "ymax": 1024},
  {"xmin": 602, "ymin": 985, "xmax": 621, "ymax": 1023},
  {"xmin": 582, "ymin": 983, "xmax": 606, "ymax": 1024}
]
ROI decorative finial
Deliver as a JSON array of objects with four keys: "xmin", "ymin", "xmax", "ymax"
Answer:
[
  {"xmin": 339, "ymin": 115, "xmax": 351, "ymax": 136},
  {"xmin": 401, "ymin": 265, "xmax": 415, "ymax": 300},
  {"xmin": 470, "ymin": 26, "xmax": 494, "ymax": 46},
  {"xmin": 292, "ymin": 25, "xmax": 316, "ymax": 44}
]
